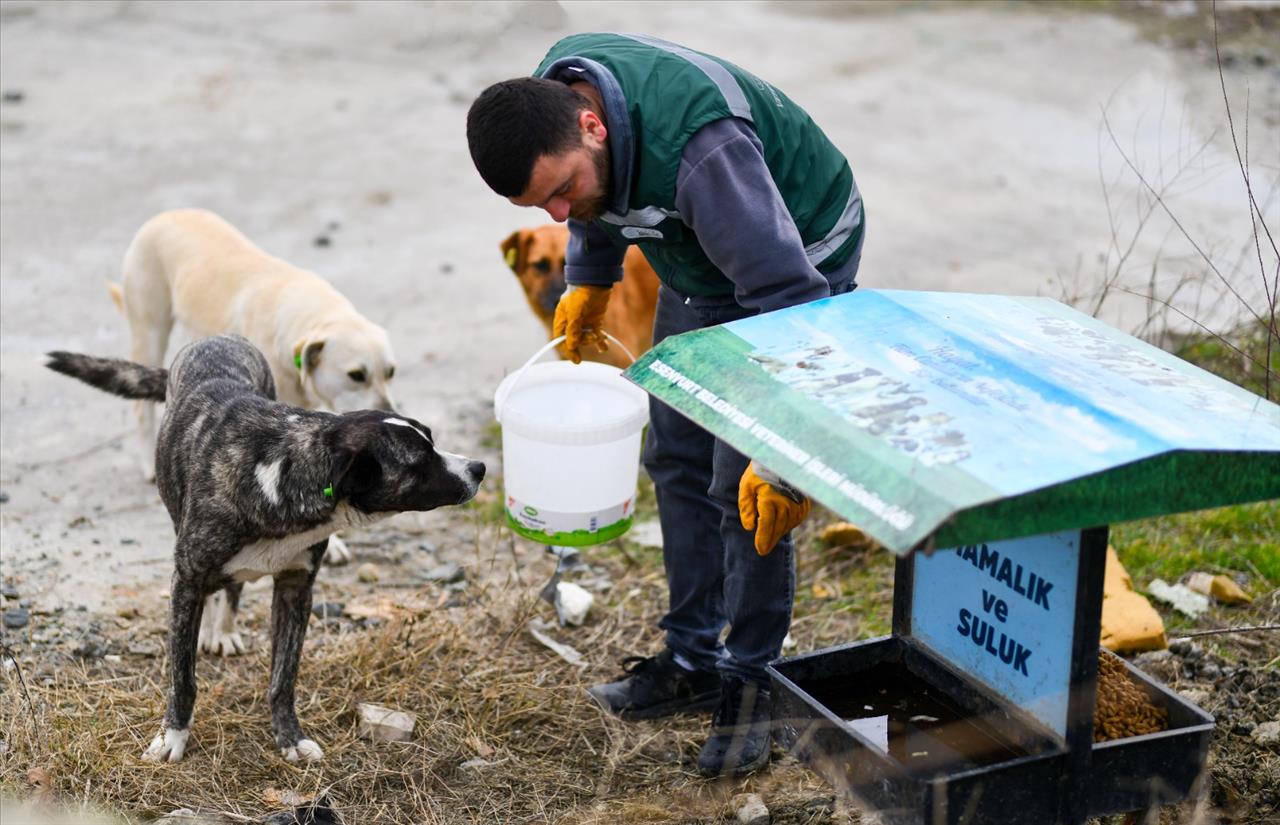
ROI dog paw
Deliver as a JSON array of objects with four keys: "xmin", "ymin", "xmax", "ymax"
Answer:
[
  {"xmin": 199, "ymin": 629, "xmax": 246, "ymax": 657},
  {"xmin": 198, "ymin": 591, "xmax": 246, "ymax": 656},
  {"xmin": 281, "ymin": 737, "xmax": 324, "ymax": 763},
  {"xmin": 142, "ymin": 727, "xmax": 190, "ymax": 763},
  {"xmin": 322, "ymin": 535, "xmax": 352, "ymax": 566}
]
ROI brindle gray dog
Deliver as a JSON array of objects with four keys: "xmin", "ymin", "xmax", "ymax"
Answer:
[{"xmin": 47, "ymin": 335, "xmax": 484, "ymax": 763}]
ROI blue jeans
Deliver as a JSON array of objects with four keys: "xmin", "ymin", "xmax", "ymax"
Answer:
[{"xmin": 643, "ymin": 272, "xmax": 857, "ymax": 685}]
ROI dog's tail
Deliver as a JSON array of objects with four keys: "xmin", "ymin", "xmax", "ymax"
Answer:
[
  {"xmin": 106, "ymin": 281, "xmax": 125, "ymax": 313},
  {"xmin": 46, "ymin": 351, "xmax": 167, "ymax": 401}
]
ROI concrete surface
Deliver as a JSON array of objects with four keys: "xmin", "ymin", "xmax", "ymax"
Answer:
[{"xmin": 1, "ymin": 0, "xmax": 1275, "ymax": 611}]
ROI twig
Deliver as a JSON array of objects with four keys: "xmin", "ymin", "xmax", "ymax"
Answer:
[
  {"xmin": 1112, "ymin": 285, "xmax": 1275, "ymax": 378},
  {"xmin": 1101, "ymin": 109, "xmax": 1260, "ymax": 328},
  {"xmin": 1171, "ymin": 624, "xmax": 1280, "ymax": 640},
  {"xmin": 1212, "ymin": 0, "xmax": 1279, "ymax": 397},
  {"xmin": 1, "ymin": 642, "xmax": 39, "ymax": 728}
]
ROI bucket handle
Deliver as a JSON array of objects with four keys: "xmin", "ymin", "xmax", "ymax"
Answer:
[{"xmin": 495, "ymin": 332, "xmax": 638, "ymax": 423}]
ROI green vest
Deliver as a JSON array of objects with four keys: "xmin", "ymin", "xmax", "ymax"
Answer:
[{"xmin": 536, "ymin": 33, "xmax": 862, "ymax": 297}]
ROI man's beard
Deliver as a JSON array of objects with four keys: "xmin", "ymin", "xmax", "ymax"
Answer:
[{"xmin": 568, "ymin": 142, "xmax": 611, "ymax": 222}]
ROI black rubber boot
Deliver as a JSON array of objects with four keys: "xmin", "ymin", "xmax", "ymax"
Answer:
[
  {"xmin": 587, "ymin": 649, "xmax": 721, "ymax": 721},
  {"xmin": 696, "ymin": 676, "xmax": 772, "ymax": 778}
]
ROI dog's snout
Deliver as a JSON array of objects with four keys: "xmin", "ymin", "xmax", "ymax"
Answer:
[
  {"xmin": 468, "ymin": 460, "xmax": 486, "ymax": 484},
  {"xmin": 540, "ymin": 283, "xmax": 567, "ymax": 314}
]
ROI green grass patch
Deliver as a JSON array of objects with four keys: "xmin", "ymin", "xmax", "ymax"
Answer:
[
  {"xmin": 1171, "ymin": 320, "xmax": 1279, "ymax": 401},
  {"xmin": 1111, "ymin": 499, "xmax": 1279, "ymax": 591}
]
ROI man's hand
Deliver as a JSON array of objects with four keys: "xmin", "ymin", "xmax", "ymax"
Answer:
[
  {"xmin": 738, "ymin": 462, "xmax": 811, "ymax": 556},
  {"xmin": 552, "ymin": 285, "xmax": 613, "ymax": 364}
]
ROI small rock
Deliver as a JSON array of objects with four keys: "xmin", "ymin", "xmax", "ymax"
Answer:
[
  {"xmin": 127, "ymin": 639, "xmax": 162, "ymax": 657},
  {"xmin": 733, "ymin": 792, "xmax": 770, "ymax": 825},
  {"xmin": 116, "ymin": 606, "xmax": 139, "ymax": 620},
  {"xmin": 3, "ymin": 608, "xmax": 29, "ymax": 629},
  {"xmin": 423, "ymin": 562, "xmax": 463, "ymax": 584},
  {"xmin": 1233, "ymin": 721, "xmax": 1256, "ymax": 736},
  {"xmin": 357, "ymin": 702, "xmax": 416, "ymax": 742},
  {"xmin": 1252, "ymin": 720, "xmax": 1280, "ymax": 747},
  {"xmin": 120, "ymin": 537, "xmax": 137, "ymax": 545},
  {"xmin": 313, "ymin": 235, "xmax": 331, "ymax": 248},
  {"xmin": 356, "ymin": 562, "xmax": 380, "ymax": 583},
  {"xmin": 459, "ymin": 757, "xmax": 492, "ymax": 770},
  {"xmin": 0, "ymin": 491, "xmax": 9, "ymax": 503},
  {"xmin": 312, "ymin": 602, "xmax": 345, "ymax": 620},
  {"xmin": 1, "ymin": 582, "xmax": 18, "ymax": 600},
  {"xmin": 1133, "ymin": 649, "xmax": 1179, "ymax": 682},
  {"xmin": 1197, "ymin": 662, "xmax": 1222, "ymax": 681},
  {"xmin": 554, "ymin": 581, "xmax": 593, "ymax": 627},
  {"xmin": 2, "ymin": 90, "xmax": 24, "ymax": 104},
  {"xmin": 1179, "ymin": 687, "xmax": 1212, "ymax": 707},
  {"xmin": 74, "ymin": 637, "xmax": 109, "ymax": 660},
  {"xmin": 155, "ymin": 809, "xmax": 224, "ymax": 825}
]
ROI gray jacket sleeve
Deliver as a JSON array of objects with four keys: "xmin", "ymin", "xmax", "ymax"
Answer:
[
  {"xmin": 564, "ymin": 218, "xmax": 625, "ymax": 287},
  {"xmin": 675, "ymin": 118, "xmax": 831, "ymax": 313}
]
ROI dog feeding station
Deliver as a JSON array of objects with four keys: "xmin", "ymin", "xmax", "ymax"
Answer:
[{"xmin": 626, "ymin": 289, "xmax": 1280, "ymax": 825}]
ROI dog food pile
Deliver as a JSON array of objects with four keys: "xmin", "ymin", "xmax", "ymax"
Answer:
[{"xmin": 1093, "ymin": 652, "xmax": 1169, "ymax": 742}]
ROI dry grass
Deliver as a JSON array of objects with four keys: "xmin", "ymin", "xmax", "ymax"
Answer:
[{"xmin": 0, "ymin": 516, "xmax": 876, "ymax": 824}]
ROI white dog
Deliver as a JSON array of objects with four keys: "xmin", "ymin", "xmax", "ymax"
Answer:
[{"xmin": 107, "ymin": 208, "xmax": 398, "ymax": 564}]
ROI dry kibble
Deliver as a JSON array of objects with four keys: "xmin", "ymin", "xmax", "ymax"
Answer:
[{"xmin": 1093, "ymin": 651, "xmax": 1168, "ymax": 742}]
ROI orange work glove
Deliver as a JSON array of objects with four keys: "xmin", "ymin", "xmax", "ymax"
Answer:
[
  {"xmin": 552, "ymin": 284, "xmax": 613, "ymax": 364},
  {"xmin": 739, "ymin": 462, "xmax": 811, "ymax": 556}
]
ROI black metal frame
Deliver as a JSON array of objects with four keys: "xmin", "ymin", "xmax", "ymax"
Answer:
[{"xmin": 771, "ymin": 524, "xmax": 1214, "ymax": 825}]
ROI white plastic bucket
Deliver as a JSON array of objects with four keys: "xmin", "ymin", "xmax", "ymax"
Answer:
[{"xmin": 494, "ymin": 334, "xmax": 649, "ymax": 546}]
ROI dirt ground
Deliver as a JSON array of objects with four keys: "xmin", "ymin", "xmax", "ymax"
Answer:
[{"xmin": 1, "ymin": 1, "xmax": 1277, "ymax": 823}]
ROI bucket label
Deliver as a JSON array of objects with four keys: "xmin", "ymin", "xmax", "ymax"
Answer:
[{"xmin": 506, "ymin": 494, "xmax": 634, "ymax": 536}]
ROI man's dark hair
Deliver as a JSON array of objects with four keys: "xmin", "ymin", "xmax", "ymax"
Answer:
[{"xmin": 467, "ymin": 77, "xmax": 588, "ymax": 197}]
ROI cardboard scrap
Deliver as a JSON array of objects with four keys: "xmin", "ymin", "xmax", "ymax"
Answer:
[
  {"xmin": 343, "ymin": 593, "xmax": 435, "ymax": 621},
  {"xmin": 1100, "ymin": 547, "xmax": 1167, "ymax": 653},
  {"xmin": 1186, "ymin": 572, "xmax": 1252, "ymax": 605},
  {"xmin": 818, "ymin": 521, "xmax": 877, "ymax": 549},
  {"xmin": 357, "ymin": 702, "xmax": 416, "ymax": 742}
]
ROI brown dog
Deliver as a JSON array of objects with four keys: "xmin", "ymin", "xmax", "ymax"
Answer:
[{"xmin": 500, "ymin": 224, "xmax": 659, "ymax": 369}]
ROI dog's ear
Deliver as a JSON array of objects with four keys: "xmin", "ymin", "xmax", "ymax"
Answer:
[
  {"xmin": 330, "ymin": 439, "xmax": 381, "ymax": 500},
  {"xmin": 500, "ymin": 230, "xmax": 527, "ymax": 274},
  {"xmin": 293, "ymin": 338, "xmax": 325, "ymax": 377}
]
